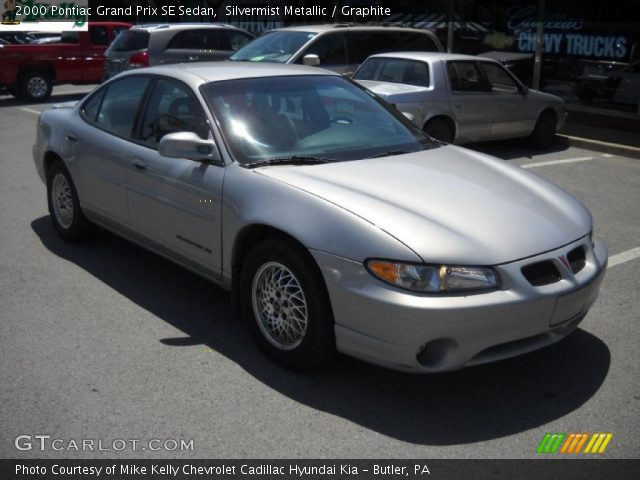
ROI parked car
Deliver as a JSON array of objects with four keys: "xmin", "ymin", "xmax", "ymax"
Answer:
[
  {"xmin": 33, "ymin": 63, "xmax": 606, "ymax": 373},
  {"xmin": 103, "ymin": 23, "xmax": 254, "ymax": 80},
  {"xmin": 230, "ymin": 24, "xmax": 443, "ymax": 75},
  {"xmin": 353, "ymin": 52, "xmax": 566, "ymax": 147},
  {"xmin": 0, "ymin": 22, "xmax": 131, "ymax": 101}
]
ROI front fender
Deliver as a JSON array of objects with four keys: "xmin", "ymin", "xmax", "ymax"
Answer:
[{"xmin": 221, "ymin": 163, "xmax": 422, "ymax": 279}]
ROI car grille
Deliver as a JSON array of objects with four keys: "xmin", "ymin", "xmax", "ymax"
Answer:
[
  {"xmin": 521, "ymin": 261, "xmax": 561, "ymax": 286},
  {"xmin": 567, "ymin": 246, "xmax": 586, "ymax": 274}
]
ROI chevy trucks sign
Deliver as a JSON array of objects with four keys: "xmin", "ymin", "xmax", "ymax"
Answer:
[
  {"xmin": 1, "ymin": 0, "xmax": 88, "ymax": 31},
  {"xmin": 508, "ymin": 5, "xmax": 628, "ymax": 60}
]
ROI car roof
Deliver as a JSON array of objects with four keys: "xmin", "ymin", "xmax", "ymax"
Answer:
[
  {"xmin": 270, "ymin": 24, "xmax": 438, "ymax": 35},
  {"xmin": 116, "ymin": 61, "xmax": 339, "ymax": 85},
  {"xmin": 131, "ymin": 23, "xmax": 241, "ymax": 32},
  {"xmin": 366, "ymin": 51, "xmax": 495, "ymax": 63}
]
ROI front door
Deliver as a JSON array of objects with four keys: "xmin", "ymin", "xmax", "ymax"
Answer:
[{"xmin": 125, "ymin": 77, "xmax": 225, "ymax": 275}]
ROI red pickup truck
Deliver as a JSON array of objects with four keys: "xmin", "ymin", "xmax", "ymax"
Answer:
[{"xmin": 0, "ymin": 22, "xmax": 131, "ymax": 101}]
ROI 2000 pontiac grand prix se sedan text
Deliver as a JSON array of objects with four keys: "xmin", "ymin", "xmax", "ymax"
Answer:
[{"xmin": 33, "ymin": 62, "xmax": 608, "ymax": 373}]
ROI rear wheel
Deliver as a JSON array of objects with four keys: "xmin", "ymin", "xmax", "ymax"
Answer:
[
  {"xmin": 424, "ymin": 117, "xmax": 454, "ymax": 143},
  {"xmin": 240, "ymin": 238, "xmax": 336, "ymax": 370},
  {"xmin": 47, "ymin": 160, "xmax": 91, "ymax": 242},
  {"xmin": 20, "ymin": 71, "xmax": 53, "ymax": 102},
  {"xmin": 529, "ymin": 110, "xmax": 557, "ymax": 149}
]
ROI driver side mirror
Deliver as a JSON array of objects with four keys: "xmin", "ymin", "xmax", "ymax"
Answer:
[
  {"xmin": 519, "ymin": 84, "xmax": 529, "ymax": 95},
  {"xmin": 159, "ymin": 132, "xmax": 220, "ymax": 163},
  {"xmin": 302, "ymin": 54, "xmax": 320, "ymax": 66}
]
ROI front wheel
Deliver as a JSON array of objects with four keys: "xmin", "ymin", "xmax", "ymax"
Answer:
[
  {"xmin": 47, "ymin": 160, "xmax": 92, "ymax": 242},
  {"xmin": 240, "ymin": 238, "xmax": 336, "ymax": 370}
]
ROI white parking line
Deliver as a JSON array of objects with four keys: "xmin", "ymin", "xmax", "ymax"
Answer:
[
  {"xmin": 20, "ymin": 108, "xmax": 41, "ymax": 115},
  {"xmin": 608, "ymin": 247, "xmax": 640, "ymax": 269},
  {"xmin": 521, "ymin": 157, "xmax": 593, "ymax": 169}
]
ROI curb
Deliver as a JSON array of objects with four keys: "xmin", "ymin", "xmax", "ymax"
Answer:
[{"xmin": 559, "ymin": 134, "xmax": 640, "ymax": 159}]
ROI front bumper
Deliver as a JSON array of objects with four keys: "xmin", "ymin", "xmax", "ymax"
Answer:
[{"xmin": 312, "ymin": 236, "xmax": 607, "ymax": 373}]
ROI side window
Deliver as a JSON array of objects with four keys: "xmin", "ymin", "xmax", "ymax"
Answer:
[
  {"xmin": 166, "ymin": 30, "xmax": 220, "ymax": 50},
  {"xmin": 89, "ymin": 26, "xmax": 108, "ymax": 46},
  {"xmin": 82, "ymin": 88, "xmax": 106, "ymax": 123},
  {"xmin": 481, "ymin": 62, "xmax": 519, "ymax": 93},
  {"xmin": 347, "ymin": 32, "xmax": 394, "ymax": 64},
  {"xmin": 393, "ymin": 32, "xmax": 439, "ymax": 52},
  {"xmin": 95, "ymin": 76, "xmax": 151, "ymax": 138},
  {"xmin": 447, "ymin": 61, "xmax": 486, "ymax": 93},
  {"xmin": 220, "ymin": 31, "xmax": 253, "ymax": 51},
  {"xmin": 139, "ymin": 78, "xmax": 210, "ymax": 148},
  {"xmin": 304, "ymin": 33, "xmax": 347, "ymax": 66}
]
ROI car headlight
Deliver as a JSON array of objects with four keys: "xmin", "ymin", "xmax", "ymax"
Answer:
[{"xmin": 366, "ymin": 260, "xmax": 499, "ymax": 293}]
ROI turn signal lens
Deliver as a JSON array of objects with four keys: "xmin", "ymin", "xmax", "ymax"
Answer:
[{"xmin": 366, "ymin": 260, "xmax": 499, "ymax": 293}]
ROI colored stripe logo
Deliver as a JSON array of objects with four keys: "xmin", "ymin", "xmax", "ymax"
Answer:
[{"xmin": 537, "ymin": 433, "xmax": 613, "ymax": 454}]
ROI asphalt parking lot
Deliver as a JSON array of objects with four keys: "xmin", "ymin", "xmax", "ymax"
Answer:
[{"xmin": 1, "ymin": 85, "xmax": 638, "ymax": 459}]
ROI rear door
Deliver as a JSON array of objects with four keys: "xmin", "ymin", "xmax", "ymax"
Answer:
[
  {"xmin": 73, "ymin": 75, "xmax": 152, "ymax": 223},
  {"xmin": 445, "ymin": 61, "xmax": 495, "ymax": 142}
]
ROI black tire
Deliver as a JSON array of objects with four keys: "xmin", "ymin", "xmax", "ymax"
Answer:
[
  {"xmin": 424, "ymin": 117, "xmax": 454, "ymax": 143},
  {"xmin": 46, "ymin": 160, "xmax": 92, "ymax": 242},
  {"xmin": 20, "ymin": 71, "xmax": 53, "ymax": 102},
  {"xmin": 530, "ymin": 110, "xmax": 557, "ymax": 149},
  {"xmin": 239, "ymin": 238, "xmax": 336, "ymax": 370}
]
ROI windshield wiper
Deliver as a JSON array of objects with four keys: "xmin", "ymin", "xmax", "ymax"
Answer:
[
  {"xmin": 243, "ymin": 156, "xmax": 332, "ymax": 169},
  {"xmin": 372, "ymin": 150, "xmax": 413, "ymax": 158}
]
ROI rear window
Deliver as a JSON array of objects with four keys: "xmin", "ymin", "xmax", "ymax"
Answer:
[
  {"xmin": 110, "ymin": 30, "xmax": 149, "ymax": 52},
  {"xmin": 354, "ymin": 57, "xmax": 430, "ymax": 87}
]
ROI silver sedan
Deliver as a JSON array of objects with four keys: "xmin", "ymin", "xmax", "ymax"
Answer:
[
  {"xmin": 33, "ymin": 62, "xmax": 606, "ymax": 373},
  {"xmin": 353, "ymin": 52, "xmax": 567, "ymax": 148}
]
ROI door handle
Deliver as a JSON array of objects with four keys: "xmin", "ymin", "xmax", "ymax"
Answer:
[
  {"xmin": 65, "ymin": 134, "xmax": 78, "ymax": 142},
  {"xmin": 131, "ymin": 158, "xmax": 147, "ymax": 170},
  {"xmin": 188, "ymin": 55, "xmax": 199, "ymax": 61}
]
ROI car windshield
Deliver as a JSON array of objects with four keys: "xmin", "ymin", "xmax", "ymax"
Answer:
[
  {"xmin": 354, "ymin": 57, "xmax": 430, "ymax": 87},
  {"xmin": 230, "ymin": 31, "xmax": 315, "ymax": 63},
  {"xmin": 200, "ymin": 75, "xmax": 436, "ymax": 165}
]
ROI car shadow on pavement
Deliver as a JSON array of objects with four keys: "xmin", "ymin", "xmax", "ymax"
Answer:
[
  {"xmin": 32, "ymin": 216, "xmax": 610, "ymax": 446},
  {"xmin": 466, "ymin": 136, "xmax": 571, "ymax": 161}
]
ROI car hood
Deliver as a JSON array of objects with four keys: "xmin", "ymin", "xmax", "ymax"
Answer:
[{"xmin": 255, "ymin": 146, "xmax": 591, "ymax": 265}]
